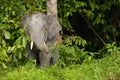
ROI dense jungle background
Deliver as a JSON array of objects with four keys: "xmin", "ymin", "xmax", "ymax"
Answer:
[{"xmin": 0, "ymin": 0, "xmax": 120, "ymax": 80}]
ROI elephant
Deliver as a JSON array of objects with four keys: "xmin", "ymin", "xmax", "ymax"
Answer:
[
  {"xmin": 21, "ymin": 12, "xmax": 62, "ymax": 67},
  {"xmin": 21, "ymin": 0, "xmax": 62, "ymax": 67}
]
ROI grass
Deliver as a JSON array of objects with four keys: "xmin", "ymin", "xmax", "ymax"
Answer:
[{"xmin": 0, "ymin": 54, "xmax": 120, "ymax": 80}]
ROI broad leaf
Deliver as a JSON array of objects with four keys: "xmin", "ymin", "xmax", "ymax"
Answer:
[{"xmin": 3, "ymin": 30, "xmax": 11, "ymax": 39}]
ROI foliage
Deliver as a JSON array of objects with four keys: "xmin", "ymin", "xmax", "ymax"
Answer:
[
  {"xmin": 0, "ymin": 45, "xmax": 120, "ymax": 80},
  {"xmin": 58, "ymin": 36, "xmax": 94, "ymax": 67},
  {"xmin": 0, "ymin": 49, "xmax": 9, "ymax": 68},
  {"xmin": 58, "ymin": 0, "xmax": 87, "ymax": 29},
  {"xmin": 106, "ymin": 42, "xmax": 120, "ymax": 54},
  {"xmin": 58, "ymin": 0, "xmax": 120, "ymax": 51},
  {"xmin": 0, "ymin": 0, "xmax": 120, "ymax": 79},
  {"xmin": 58, "ymin": 40, "xmax": 120, "ymax": 67},
  {"xmin": 0, "ymin": 0, "xmax": 120, "ymax": 70}
]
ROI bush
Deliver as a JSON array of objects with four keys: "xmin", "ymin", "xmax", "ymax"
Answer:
[
  {"xmin": 1, "ymin": 46, "xmax": 120, "ymax": 80},
  {"xmin": 58, "ymin": 36, "xmax": 95, "ymax": 67}
]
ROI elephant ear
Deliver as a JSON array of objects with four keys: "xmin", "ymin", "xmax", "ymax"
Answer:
[{"xmin": 47, "ymin": 15, "xmax": 61, "ymax": 45}]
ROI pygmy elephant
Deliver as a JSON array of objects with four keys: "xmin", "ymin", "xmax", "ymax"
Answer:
[{"xmin": 21, "ymin": 12, "xmax": 62, "ymax": 67}]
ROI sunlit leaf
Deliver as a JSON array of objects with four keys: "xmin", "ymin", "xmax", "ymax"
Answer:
[
  {"xmin": 15, "ymin": 36, "xmax": 22, "ymax": 45},
  {"xmin": 0, "ymin": 62, "xmax": 7, "ymax": 68},
  {"xmin": 22, "ymin": 37, "xmax": 27, "ymax": 48},
  {"xmin": 3, "ymin": 30, "xmax": 11, "ymax": 39}
]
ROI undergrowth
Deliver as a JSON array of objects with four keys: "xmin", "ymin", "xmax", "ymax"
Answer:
[{"xmin": 0, "ymin": 51, "xmax": 120, "ymax": 80}]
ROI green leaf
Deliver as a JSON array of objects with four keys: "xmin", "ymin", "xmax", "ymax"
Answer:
[
  {"xmin": 2, "ymin": 50, "xmax": 7, "ymax": 56},
  {"xmin": 3, "ymin": 30, "xmax": 11, "ymax": 39},
  {"xmin": 0, "ymin": 62, "xmax": 7, "ymax": 68},
  {"xmin": 18, "ymin": 52, "xmax": 22, "ymax": 59},
  {"xmin": 15, "ymin": 36, "xmax": 22, "ymax": 45},
  {"xmin": 13, "ymin": 56, "xmax": 18, "ymax": 62},
  {"xmin": 22, "ymin": 37, "xmax": 27, "ymax": 48}
]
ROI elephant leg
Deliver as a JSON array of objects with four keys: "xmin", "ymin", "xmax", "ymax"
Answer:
[
  {"xmin": 39, "ymin": 52, "xmax": 51, "ymax": 67},
  {"xmin": 26, "ymin": 43, "xmax": 37, "ymax": 59},
  {"xmin": 36, "ymin": 52, "xmax": 41, "ymax": 67},
  {"xmin": 26, "ymin": 42, "xmax": 41, "ymax": 67},
  {"xmin": 50, "ymin": 47, "xmax": 59, "ymax": 65}
]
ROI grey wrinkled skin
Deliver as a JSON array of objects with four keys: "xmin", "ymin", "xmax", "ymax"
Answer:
[{"xmin": 21, "ymin": 12, "xmax": 61, "ymax": 67}]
